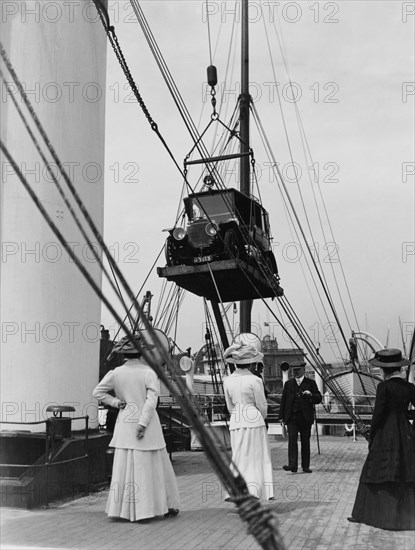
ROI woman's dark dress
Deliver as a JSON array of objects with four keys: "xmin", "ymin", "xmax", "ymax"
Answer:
[{"xmin": 351, "ymin": 377, "xmax": 415, "ymax": 530}]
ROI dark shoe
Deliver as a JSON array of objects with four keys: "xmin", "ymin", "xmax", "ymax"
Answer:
[
  {"xmin": 283, "ymin": 465, "xmax": 297, "ymax": 472},
  {"xmin": 164, "ymin": 508, "xmax": 179, "ymax": 518},
  {"xmin": 302, "ymin": 468, "xmax": 312, "ymax": 473},
  {"xmin": 347, "ymin": 517, "xmax": 358, "ymax": 523}
]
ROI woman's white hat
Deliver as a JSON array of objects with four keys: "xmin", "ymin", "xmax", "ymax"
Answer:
[{"xmin": 223, "ymin": 342, "xmax": 264, "ymax": 365}]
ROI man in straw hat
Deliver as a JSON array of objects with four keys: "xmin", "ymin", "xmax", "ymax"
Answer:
[
  {"xmin": 223, "ymin": 342, "xmax": 274, "ymax": 500},
  {"xmin": 348, "ymin": 348, "xmax": 415, "ymax": 530},
  {"xmin": 278, "ymin": 360, "xmax": 322, "ymax": 473}
]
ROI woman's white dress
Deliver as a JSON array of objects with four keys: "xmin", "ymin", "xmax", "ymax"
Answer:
[
  {"xmin": 224, "ymin": 368, "xmax": 274, "ymax": 500},
  {"xmin": 93, "ymin": 359, "xmax": 180, "ymax": 521}
]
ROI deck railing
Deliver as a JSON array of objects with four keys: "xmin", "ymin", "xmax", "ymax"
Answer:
[
  {"xmin": 158, "ymin": 392, "xmax": 380, "ymax": 434},
  {"xmin": 159, "ymin": 393, "xmax": 377, "ymax": 417}
]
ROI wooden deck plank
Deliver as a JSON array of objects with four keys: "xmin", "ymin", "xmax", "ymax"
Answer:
[{"xmin": 2, "ymin": 437, "xmax": 414, "ymax": 550}]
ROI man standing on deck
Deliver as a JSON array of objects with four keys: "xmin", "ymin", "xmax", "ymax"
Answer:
[{"xmin": 278, "ymin": 361, "xmax": 322, "ymax": 473}]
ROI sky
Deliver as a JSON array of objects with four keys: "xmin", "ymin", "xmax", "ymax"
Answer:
[{"xmin": 100, "ymin": 0, "xmax": 415, "ymax": 366}]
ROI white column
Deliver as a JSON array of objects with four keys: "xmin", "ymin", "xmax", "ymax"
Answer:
[{"xmin": 0, "ymin": 4, "xmax": 107, "ymax": 431}]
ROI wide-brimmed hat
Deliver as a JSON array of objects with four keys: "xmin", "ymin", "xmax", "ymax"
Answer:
[
  {"xmin": 109, "ymin": 334, "xmax": 144, "ymax": 357},
  {"xmin": 223, "ymin": 342, "xmax": 264, "ymax": 365},
  {"xmin": 369, "ymin": 348, "xmax": 410, "ymax": 369}
]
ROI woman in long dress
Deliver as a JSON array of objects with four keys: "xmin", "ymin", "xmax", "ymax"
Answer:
[
  {"xmin": 223, "ymin": 342, "xmax": 274, "ymax": 500},
  {"xmin": 348, "ymin": 348, "xmax": 415, "ymax": 530},
  {"xmin": 93, "ymin": 335, "xmax": 180, "ymax": 521}
]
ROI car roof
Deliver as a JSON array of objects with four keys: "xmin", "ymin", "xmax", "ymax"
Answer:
[{"xmin": 187, "ymin": 188, "xmax": 268, "ymax": 213}]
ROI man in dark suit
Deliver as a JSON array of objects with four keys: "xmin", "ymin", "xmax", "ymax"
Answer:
[{"xmin": 278, "ymin": 361, "xmax": 322, "ymax": 473}]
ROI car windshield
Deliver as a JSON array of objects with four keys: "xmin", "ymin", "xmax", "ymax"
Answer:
[{"xmin": 189, "ymin": 194, "xmax": 235, "ymax": 222}]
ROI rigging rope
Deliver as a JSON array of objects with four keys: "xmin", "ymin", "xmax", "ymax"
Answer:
[
  {"xmin": 254, "ymin": 9, "xmax": 378, "ymax": 406},
  {"xmin": 207, "ymin": 264, "xmax": 235, "ymax": 341},
  {"xmin": 202, "ymin": 306, "xmax": 222, "ymax": 396},
  {"xmin": 251, "ymin": 102, "xmax": 349, "ymax": 353},
  {"xmin": 205, "ymin": 0, "xmax": 214, "ymax": 66},
  {"xmin": 264, "ymin": 8, "xmax": 363, "ymax": 351},
  {"xmin": 201, "ymin": 234, "xmax": 374, "ymax": 427},
  {"xmin": 111, "ymin": 245, "xmax": 167, "ymax": 342},
  {"xmin": 259, "ymin": 27, "xmax": 350, "ymax": 354},
  {"xmin": 252, "ymin": 109, "xmax": 372, "ymax": 414},
  {"xmin": 128, "ymin": 0, "xmax": 222, "ymax": 181},
  {"xmin": 273, "ymin": 303, "xmax": 372, "ymax": 429}
]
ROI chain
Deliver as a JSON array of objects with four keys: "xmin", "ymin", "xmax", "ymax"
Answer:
[
  {"xmin": 110, "ymin": 29, "xmax": 158, "ymax": 132},
  {"xmin": 94, "ymin": 2, "xmax": 157, "ymax": 131},
  {"xmin": 211, "ymin": 87, "xmax": 218, "ymax": 119},
  {"xmin": 93, "ymin": 1, "xmax": 190, "ymax": 181}
]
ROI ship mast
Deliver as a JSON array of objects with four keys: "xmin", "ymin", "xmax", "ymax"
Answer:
[{"xmin": 239, "ymin": 0, "xmax": 252, "ymax": 333}]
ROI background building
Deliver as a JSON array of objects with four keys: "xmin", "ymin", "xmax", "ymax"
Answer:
[{"xmin": 261, "ymin": 335, "xmax": 306, "ymax": 393}]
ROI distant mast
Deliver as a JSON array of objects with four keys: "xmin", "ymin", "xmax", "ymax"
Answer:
[{"xmin": 239, "ymin": 0, "xmax": 252, "ymax": 333}]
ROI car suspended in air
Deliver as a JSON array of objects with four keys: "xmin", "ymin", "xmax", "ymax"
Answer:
[{"xmin": 164, "ymin": 186, "xmax": 279, "ymax": 279}]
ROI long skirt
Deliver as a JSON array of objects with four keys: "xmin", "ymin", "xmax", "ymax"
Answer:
[
  {"xmin": 229, "ymin": 426, "xmax": 274, "ymax": 500},
  {"xmin": 351, "ymin": 481, "xmax": 415, "ymax": 530},
  {"xmin": 106, "ymin": 447, "xmax": 180, "ymax": 521}
]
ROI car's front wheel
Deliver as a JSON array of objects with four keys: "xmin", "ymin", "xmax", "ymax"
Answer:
[
  {"xmin": 223, "ymin": 228, "xmax": 242, "ymax": 260},
  {"xmin": 264, "ymin": 250, "xmax": 279, "ymax": 275}
]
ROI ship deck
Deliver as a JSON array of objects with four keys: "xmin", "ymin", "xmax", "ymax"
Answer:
[{"xmin": 1, "ymin": 436, "xmax": 414, "ymax": 550}]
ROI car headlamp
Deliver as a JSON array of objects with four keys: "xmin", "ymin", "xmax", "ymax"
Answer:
[
  {"xmin": 205, "ymin": 222, "xmax": 218, "ymax": 237},
  {"xmin": 173, "ymin": 227, "xmax": 186, "ymax": 240}
]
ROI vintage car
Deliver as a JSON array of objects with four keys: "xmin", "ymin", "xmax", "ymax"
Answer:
[{"xmin": 164, "ymin": 188, "xmax": 279, "ymax": 276}]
